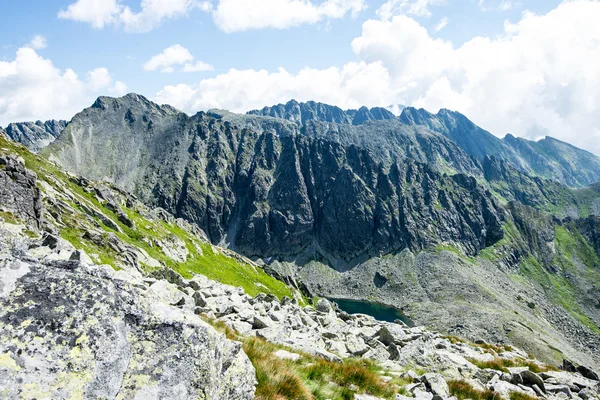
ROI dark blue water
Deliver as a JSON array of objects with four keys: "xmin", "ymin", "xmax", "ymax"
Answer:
[{"xmin": 329, "ymin": 298, "xmax": 413, "ymax": 326}]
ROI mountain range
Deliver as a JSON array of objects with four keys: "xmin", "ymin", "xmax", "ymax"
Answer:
[{"xmin": 4, "ymin": 93, "xmax": 600, "ymax": 369}]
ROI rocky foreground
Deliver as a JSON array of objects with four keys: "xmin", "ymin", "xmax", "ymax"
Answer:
[
  {"xmin": 0, "ymin": 147, "xmax": 599, "ymax": 399},
  {"xmin": 1, "ymin": 215, "xmax": 599, "ymax": 400}
]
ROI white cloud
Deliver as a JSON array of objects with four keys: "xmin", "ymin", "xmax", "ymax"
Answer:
[
  {"xmin": 212, "ymin": 0, "xmax": 366, "ymax": 32},
  {"xmin": 58, "ymin": 0, "xmax": 122, "ymax": 29},
  {"xmin": 144, "ymin": 45, "xmax": 213, "ymax": 73},
  {"xmin": 183, "ymin": 61, "xmax": 214, "ymax": 72},
  {"xmin": 27, "ymin": 35, "xmax": 47, "ymax": 50},
  {"xmin": 58, "ymin": 0, "xmax": 210, "ymax": 33},
  {"xmin": 434, "ymin": 16, "xmax": 448, "ymax": 32},
  {"xmin": 376, "ymin": 0, "xmax": 445, "ymax": 19},
  {"xmin": 155, "ymin": 62, "xmax": 392, "ymax": 112},
  {"xmin": 88, "ymin": 67, "xmax": 128, "ymax": 94},
  {"xmin": 0, "ymin": 48, "xmax": 125, "ymax": 125},
  {"xmin": 154, "ymin": 0, "xmax": 600, "ymax": 155},
  {"xmin": 120, "ymin": 0, "xmax": 210, "ymax": 32},
  {"xmin": 58, "ymin": 0, "xmax": 366, "ymax": 33},
  {"xmin": 110, "ymin": 81, "xmax": 129, "ymax": 96},
  {"xmin": 144, "ymin": 44, "xmax": 194, "ymax": 73}
]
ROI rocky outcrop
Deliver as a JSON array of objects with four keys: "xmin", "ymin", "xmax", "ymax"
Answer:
[
  {"xmin": 3, "ymin": 120, "xmax": 67, "ymax": 153},
  {"xmin": 0, "ymin": 154, "xmax": 42, "ymax": 228},
  {"xmin": 171, "ymin": 261, "xmax": 600, "ymax": 400},
  {"xmin": 0, "ymin": 249, "xmax": 256, "ymax": 399}
]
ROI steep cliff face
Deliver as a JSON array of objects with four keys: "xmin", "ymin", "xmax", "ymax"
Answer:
[
  {"xmin": 47, "ymin": 95, "xmax": 502, "ymax": 262},
  {"xmin": 3, "ymin": 119, "xmax": 67, "ymax": 152}
]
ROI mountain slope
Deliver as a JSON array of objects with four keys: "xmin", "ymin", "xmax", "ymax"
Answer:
[
  {"xmin": 504, "ymin": 133, "xmax": 600, "ymax": 187},
  {"xmin": 400, "ymin": 107, "xmax": 600, "ymax": 187},
  {"xmin": 2, "ymin": 119, "xmax": 67, "ymax": 153}
]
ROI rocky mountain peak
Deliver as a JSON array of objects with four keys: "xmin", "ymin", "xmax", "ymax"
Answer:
[
  {"xmin": 3, "ymin": 119, "xmax": 68, "ymax": 153},
  {"xmin": 248, "ymin": 99, "xmax": 396, "ymax": 126}
]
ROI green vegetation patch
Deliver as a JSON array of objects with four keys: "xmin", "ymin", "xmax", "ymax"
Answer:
[{"xmin": 0, "ymin": 211, "xmax": 21, "ymax": 225}]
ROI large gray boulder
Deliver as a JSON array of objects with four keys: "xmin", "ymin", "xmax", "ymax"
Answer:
[{"xmin": 0, "ymin": 255, "xmax": 256, "ymax": 399}]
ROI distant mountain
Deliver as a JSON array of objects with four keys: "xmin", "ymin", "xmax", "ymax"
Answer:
[
  {"xmin": 3, "ymin": 120, "xmax": 67, "ymax": 153},
  {"xmin": 503, "ymin": 133, "xmax": 600, "ymax": 188},
  {"xmin": 400, "ymin": 107, "xmax": 600, "ymax": 187},
  {"xmin": 247, "ymin": 99, "xmax": 396, "ymax": 126}
]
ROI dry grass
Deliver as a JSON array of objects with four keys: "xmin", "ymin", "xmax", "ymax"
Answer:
[
  {"xmin": 448, "ymin": 379, "xmax": 501, "ymax": 400},
  {"xmin": 204, "ymin": 317, "xmax": 399, "ymax": 400},
  {"xmin": 509, "ymin": 391, "xmax": 538, "ymax": 400},
  {"xmin": 243, "ymin": 337, "xmax": 313, "ymax": 400},
  {"xmin": 467, "ymin": 357, "xmax": 558, "ymax": 373}
]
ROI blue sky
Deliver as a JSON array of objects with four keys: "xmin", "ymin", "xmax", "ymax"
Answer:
[
  {"xmin": 1, "ymin": 0, "xmax": 561, "ymax": 96},
  {"xmin": 1, "ymin": 0, "xmax": 600, "ymax": 155}
]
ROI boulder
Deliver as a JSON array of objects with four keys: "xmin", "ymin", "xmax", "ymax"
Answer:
[
  {"xmin": 577, "ymin": 366, "xmax": 599, "ymax": 382},
  {"xmin": 0, "ymin": 257, "xmax": 256, "ymax": 399},
  {"xmin": 252, "ymin": 316, "xmax": 271, "ymax": 330},
  {"xmin": 546, "ymin": 384, "xmax": 573, "ymax": 398},
  {"xmin": 316, "ymin": 298, "xmax": 333, "ymax": 313},
  {"xmin": 345, "ymin": 335, "xmax": 369, "ymax": 356},
  {"xmin": 378, "ymin": 325, "xmax": 407, "ymax": 346},
  {"xmin": 512, "ymin": 370, "xmax": 546, "ymax": 393},
  {"xmin": 422, "ymin": 373, "xmax": 450, "ymax": 398}
]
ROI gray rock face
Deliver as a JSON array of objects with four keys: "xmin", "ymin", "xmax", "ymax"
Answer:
[
  {"xmin": 0, "ymin": 154, "xmax": 42, "ymax": 228},
  {"xmin": 46, "ymin": 94, "xmax": 503, "ymax": 261},
  {"xmin": 0, "ymin": 239, "xmax": 256, "ymax": 400},
  {"xmin": 3, "ymin": 120, "xmax": 67, "ymax": 153}
]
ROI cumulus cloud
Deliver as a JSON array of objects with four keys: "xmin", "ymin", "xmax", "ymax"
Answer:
[
  {"xmin": 212, "ymin": 0, "xmax": 367, "ymax": 32},
  {"xmin": 59, "ymin": 0, "xmax": 366, "ymax": 33},
  {"xmin": 0, "ymin": 48, "xmax": 125, "ymax": 125},
  {"xmin": 376, "ymin": 0, "xmax": 445, "ymax": 19},
  {"xmin": 144, "ymin": 44, "xmax": 193, "ymax": 73},
  {"xmin": 27, "ymin": 35, "xmax": 48, "ymax": 50},
  {"xmin": 58, "ymin": 0, "xmax": 122, "ymax": 29},
  {"xmin": 144, "ymin": 44, "xmax": 213, "ymax": 73},
  {"xmin": 58, "ymin": 0, "xmax": 210, "ymax": 33},
  {"xmin": 154, "ymin": 0, "xmax": 600, "ymax": 155},
  {"xmin": 155, "ymin": 62, "xmax": 392, "ymax": 112}
]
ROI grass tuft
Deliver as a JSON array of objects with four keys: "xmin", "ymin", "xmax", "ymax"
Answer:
[{"xmin": 448, "ymin": 379, "xmax": 500, "ymax": 400}]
